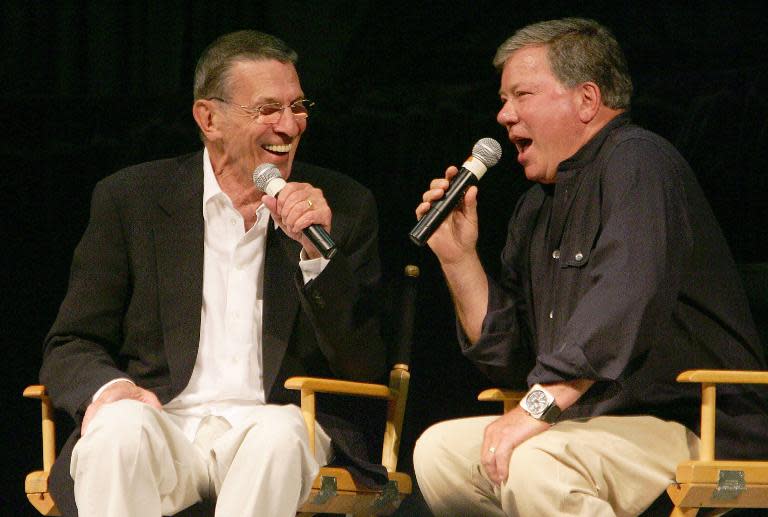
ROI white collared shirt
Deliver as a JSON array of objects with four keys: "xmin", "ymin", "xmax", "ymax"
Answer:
[{"xmin": 97, "ymin": 148, "xmax": 329, "ymax": 441}]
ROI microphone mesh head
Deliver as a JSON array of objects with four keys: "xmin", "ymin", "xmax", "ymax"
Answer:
[
  {"xmin": 252, "ymin": 163, "xmax": 281, "ymax": 190},
  {"xmin": 471, "ymin": 138, "xmax": 502, "ymax": 167}
]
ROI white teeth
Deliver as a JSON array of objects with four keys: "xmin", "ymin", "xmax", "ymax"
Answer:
[{"xmin": 263, "ymin": 143, "xmax": 292, "ymax": 153}]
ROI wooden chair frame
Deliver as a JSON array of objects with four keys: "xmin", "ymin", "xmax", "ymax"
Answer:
[
  {"xmin": 25, "ymin": 265, "xmax": 418, "ymax": 516},
  {"xmin": 24, "ymin": 367, "xmax": 412, "ymax": 516},
  {"xmin": 289, "ymin": 364, "xmax": 412, "ymax": 516},
  {"xmin": 667, "ymin": 369, "xmax": 768, "ymax": 517},
  {"xmin": 477, "ymin": 387, "xmax": 525, "ymax": 412},
  {"xmin": 24, "ymin": 385, "xmax": 59, "ymax": 516}
]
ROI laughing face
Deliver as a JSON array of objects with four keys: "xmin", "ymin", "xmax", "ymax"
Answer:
[
  {"xmin": 210, "ymin": 59, "xmax": 306, "ymax": 182},
  {"xmin": 496, "ymin": 45, "xmax": 586, "ymax": 184}
]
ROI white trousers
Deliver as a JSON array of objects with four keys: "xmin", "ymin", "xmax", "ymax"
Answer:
[
  {"xmin": 414, "ymin": 415, "xmax": 700, "ymax": 517},
  {"xmin": 70, "ymin": 400, "xmax": 332, "ymax": 517}
]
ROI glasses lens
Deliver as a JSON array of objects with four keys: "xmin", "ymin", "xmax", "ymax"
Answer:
[
  {"xmin": 290, "ymin": 100, "xmax": 311, "ymax": 117},
  {"xmin": 257, "ymin": 103, "xmax": 284, "ymax": 123}
]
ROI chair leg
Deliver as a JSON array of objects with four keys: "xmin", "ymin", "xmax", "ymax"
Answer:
[{"xmin": 670, "ymin": 507, "xmax": 699, "ymax": 517}]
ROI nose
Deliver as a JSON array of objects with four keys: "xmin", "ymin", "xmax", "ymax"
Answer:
[{"xmin": 496, "ymin": 101, "xmax": 517, "ymax": 126}]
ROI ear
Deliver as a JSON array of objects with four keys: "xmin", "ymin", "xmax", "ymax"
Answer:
[
  {"xmin": 575, "ymin": 82, "xmax": 602, "ymax": 123},
  {"xmin": 192, "ymin": 99, "xmax": 222, "ymax": 141}
]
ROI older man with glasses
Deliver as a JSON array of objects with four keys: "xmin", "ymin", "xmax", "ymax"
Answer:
[{"xmin": 40, "ymin": 30, "xmax": 386, "ymax": 517}]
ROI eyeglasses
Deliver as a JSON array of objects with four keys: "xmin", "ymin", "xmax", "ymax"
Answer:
[{"xmin": 210, "ymin": 97, "xmax": 314, "ymax": 124}]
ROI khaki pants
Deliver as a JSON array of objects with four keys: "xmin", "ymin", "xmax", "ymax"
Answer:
[
  {"xmin": 70, "ymin": 399, "xmax": 331, "ymax": 517},
  {"xmin": 414, "ymin": 415, "xmax": 699, "ymax": 517}
]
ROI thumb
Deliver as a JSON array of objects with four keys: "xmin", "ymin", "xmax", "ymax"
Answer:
[
  {"xmin": 462, "ymin": 186, "xmax": 479, "ymax": 218},
  {"xmin": 81, "ymin": 400, "xmax": 102, "ymax": 435},
  {"xmin": 261, "ymin": 194, "xmax": 278, "ymax": 215},
  {"xmin": 142, "ymin": 390, "xmax": 163, "ymax": 409}
]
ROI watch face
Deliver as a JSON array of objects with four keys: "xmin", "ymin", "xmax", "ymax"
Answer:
[{"xmin": 525, "ymin": 390, "xmax": 550, "ymax": 416}]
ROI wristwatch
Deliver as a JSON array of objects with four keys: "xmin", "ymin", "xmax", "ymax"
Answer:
[{"xmin": 519, "ymin": 384, "xmax": 562, "ymax": 424}]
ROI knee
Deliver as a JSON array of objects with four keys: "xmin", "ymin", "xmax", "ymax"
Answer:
[
  {"xmin": 504, "ymin": 440, "xmax": 585, "ymax": 507},
  {"xmin": 413, "ymin": 421, "xmax": 457, "ymax": 474},
  {"xmin": 239, "ymin": 407, "xmax": 309, "ymax": 457},
  {"xmin": 503, "ymin": 440, "xmax": 608, "ymax": 515},
  {"xmin": 76, "ymin": 400, "xmax": 157, "ymax": 457},
  {"xmin": 505, "ymin": 443, "xmax": 551, "ymax": 490}
]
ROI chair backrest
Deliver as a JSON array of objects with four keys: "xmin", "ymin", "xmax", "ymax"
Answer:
[
  {"xmin": 739, "ymin": 263, "xmax": 768, "ymax": 349},
  {"xmin": 380, "ymin": 264, "xmax": 419, "ymax": 473},
  {"xmin": 388, "ymin": 264, "xmax": 420, "ymax": 367}
]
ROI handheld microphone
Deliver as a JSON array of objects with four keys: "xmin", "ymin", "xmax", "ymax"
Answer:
[
  {"xmin": 253, "ymin": 163, "xmax": 338, "ymax": 259},
  {"xmin": 409, "ymin": 138, "xmax": 502, "ymax": 246}
]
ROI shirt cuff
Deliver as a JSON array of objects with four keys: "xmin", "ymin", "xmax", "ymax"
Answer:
[
  {"xmin": 92, "ymin": 378, "xmax": 135, "ymax": 402},
  {"xmin": 299, "ymin": 249, "xmax": 330, "ymax": 284}
]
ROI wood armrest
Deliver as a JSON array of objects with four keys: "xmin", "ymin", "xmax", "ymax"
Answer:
[
  {"xmin": 285, "ymin": 376, "xmax": 393, "ymax": 458},
  {"xmin": 675, "ymin": 369, "xmax": 768, "ymax": 463},
  {"xmin": 477, "ymin": 388, "xmax": 525, "ymax": 402},
  {"xmin": 24, "ymin": 385, "xmax": 49, "ymax": 399},
  {"xmin": 24, "ymin": 385, "xmax": 57, "ymax": 475},
  {"xmin": 478, "ymin": 388, "xmax": 526, "ymax": 414},
  {"xmin": 676, "ymin": 369, "xmax": 768, "ymax": 384},
  {"xmin": 285, "ymin": 377, "xmax": 393, "ymax": 399}
]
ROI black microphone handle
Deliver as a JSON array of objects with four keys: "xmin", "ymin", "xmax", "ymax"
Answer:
[
  {"xmin": 409, "ymin": 167, "xmax": 479, "ymax": 246},
  {"xmin": 303, "ymin": 223, "xmax": 338, "ymax": 259}
]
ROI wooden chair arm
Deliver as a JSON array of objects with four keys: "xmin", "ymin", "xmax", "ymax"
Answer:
[
  {"xmin": 24, "ymin": 385, "xmax": 56, "ymax": 474},
  {"xmin": 24, "ymin": 385, "xmax": 49, "ymax": 399},
  {"xmin": 478, "ymin": 388, "xmax": 526, "ymax": 413},
  {"xmin": 284, "ymin": 376, "xmax": 394, "ymax": 399},
  {"xmin": 676, "ymin": 369, "xmax": 768, "ymax": 384},
  {"xmin": 285, "ymin": 367, "xmax": 410, "ymax": 473},
  {"xmin": 676, "ymin": 369, "xmax": 768, "ymax": 463},
  {"xmin": 284, "ymin": 376, "xmax": 394, "ymax": 458}
]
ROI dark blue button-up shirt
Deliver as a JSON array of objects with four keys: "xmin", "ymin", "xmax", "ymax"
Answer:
[{"xmin": 462, "ymin": 114, "xmax": 768, "ymax": 458}]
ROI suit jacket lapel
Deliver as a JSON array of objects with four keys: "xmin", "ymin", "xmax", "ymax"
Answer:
[
  {"xmin": 262, "ymin": 223, "xmax": 301, "ymax": 398},
  {"xmin": 153, "ymin": 153, "xmax": 205, "ymax": 396}
]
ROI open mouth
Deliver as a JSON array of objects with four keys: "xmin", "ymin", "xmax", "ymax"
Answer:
[
  {"xmin": 263, "ymin": 143, "xmax": 292, "ymax": 155},
  {"xmin": 512, "ymin": 137, "xmax": 532, "ymax": 155}
]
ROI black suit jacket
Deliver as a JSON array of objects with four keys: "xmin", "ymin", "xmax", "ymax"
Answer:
[{"xmin": 41, "ymin": 151, "xmax": 388, "ymax": 516}]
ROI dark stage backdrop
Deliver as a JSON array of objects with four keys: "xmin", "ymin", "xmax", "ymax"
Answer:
[{"xmin": 3, "ymin": 2, "xmax": 767, "ymax": 515}]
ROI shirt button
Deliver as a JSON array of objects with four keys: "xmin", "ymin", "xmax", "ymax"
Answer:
[
  {"xmin": 549, "ymin": 310, "xmax": 554, "ymax": 319},
  {"xmin": 230, "ymin": 218, "xmax": 237, "ymax": 226},
  {"xmin": 552, "ymin": 249, "xmax": 560, "ymax": 260},
  {"xmin": 574, "ymin": 252, "xmax": 584, "ymax": 262}
]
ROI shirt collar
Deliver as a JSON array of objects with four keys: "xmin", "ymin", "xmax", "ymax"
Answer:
[
  {"xmin": 202, "ymin": 147, "xmax": 273, "ymax": 226},
  {"xmin": 557, "ymin": 112, "xmax": 632, "ymax": 174},
  {"xmin": 202, "ymin": 147, "xmax": 222, "ymax": 211}
]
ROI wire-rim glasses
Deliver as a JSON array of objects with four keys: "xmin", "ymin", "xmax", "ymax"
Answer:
[{"xmin": 209, "ymin": 97, "xmax": 314, "ymax": 124}]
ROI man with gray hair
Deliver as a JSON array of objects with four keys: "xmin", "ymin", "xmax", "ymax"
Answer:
[
  {"xmin": 41, "ymin": 30, "xmax": 386, "ymax": 516},
  {"xmin": 413, "ymin": 17, "xmax": 767, "ymax": 516}
]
